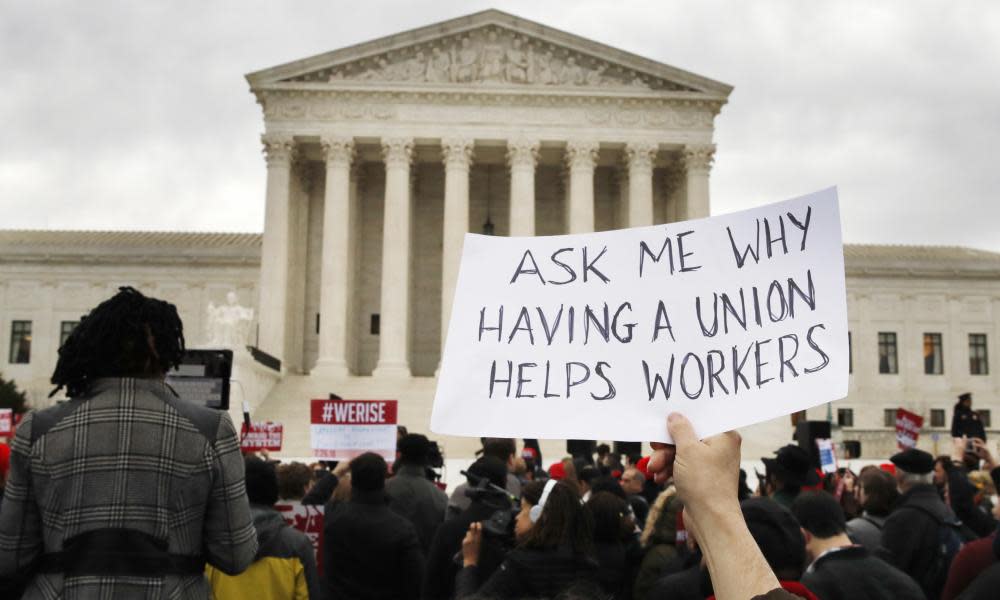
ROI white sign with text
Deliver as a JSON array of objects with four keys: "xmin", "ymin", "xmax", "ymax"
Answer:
[{"xmin": 432, "ymin": 188, "xmax": 849, "ymax": 443}]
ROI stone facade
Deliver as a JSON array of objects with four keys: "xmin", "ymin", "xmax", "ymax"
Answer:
[{"xmin": 2, "ymin": 233, "xmax": 1000, "ymax": 460}]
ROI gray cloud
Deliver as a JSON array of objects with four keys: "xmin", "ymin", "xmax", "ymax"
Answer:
[{"xmin": 1, "ymin": 0, "xmax": 997, "ymax": 251}]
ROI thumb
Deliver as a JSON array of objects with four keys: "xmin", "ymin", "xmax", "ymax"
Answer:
[{"xmin": 667, "ymin": 412, "xmax": 698, "ymax": 449}]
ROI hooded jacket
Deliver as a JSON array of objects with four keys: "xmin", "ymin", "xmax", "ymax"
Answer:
[
  {"xmin": 634, "ymin": 491, "xmax": 683, "ymax": 599},
  {"xmin": 206, "ymin": 504, "xmax": 321, "ymax": 600}
]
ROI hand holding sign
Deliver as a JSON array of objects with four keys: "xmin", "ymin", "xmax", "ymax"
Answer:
[{"xmin": 432, "ymin": 188, "xmax": 849, "ymax": 442}]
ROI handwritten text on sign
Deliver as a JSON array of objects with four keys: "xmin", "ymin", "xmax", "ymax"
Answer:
[
  {"xmin": 432, "ymin": 188, "xmax": 849, "ymax": 443},
  {"xmin": 310, "ymin": 399, "xmax": 398, "ymax": 460}
]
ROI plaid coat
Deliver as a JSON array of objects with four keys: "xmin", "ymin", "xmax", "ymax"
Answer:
[{"xmin": 0, "ymin": 378, "xmax": 257, "ymax": 599}]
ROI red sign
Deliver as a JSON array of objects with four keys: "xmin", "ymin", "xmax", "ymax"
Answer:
[
  {"xmin": 0, "ymin": 409, "xmax": 12, "ymax": 436},
  {"xmin": 896, "ymin": 408, "xmax": 924, "ymax": 450},
  {"xmin": 310, "ymin": 399, "xmax": 398, "ymax": 460},
  {"xmin": 241, "ymin": 422, "xmax": 283, "ymax": 452},
  {"xmin": 275, "ymin": 502, "xmax": 324, "ymax": 576}
]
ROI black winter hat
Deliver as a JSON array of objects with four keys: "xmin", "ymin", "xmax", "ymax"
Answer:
[
  {"xmin": 890, "ymin": 447, "xmax": 934, "ymax": 475},
  {"xmin": 762, "ymin": 445, "xmax": 820, "ymax": 487},
  {"xmin": 741, "ymin": 497, "xmax": 806, "ymax": 578}
]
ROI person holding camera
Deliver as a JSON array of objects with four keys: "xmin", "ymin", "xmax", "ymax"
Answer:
[
  {"xmin": 455, "ymin": 478, "xmax": 600, "ymax": 598},
  {"xmin": 422, "ymin": 456, "xmax": 512, "ymax": 600},
  {"xmin": 0, "ymin": 287, "xmax": 257, "ymax": 598}
]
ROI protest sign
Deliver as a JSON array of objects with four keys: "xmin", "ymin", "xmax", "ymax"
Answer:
[
  {"xmin": 433, "ymin": 188, "xmax": 849, "ymax": 443},
  {"xmin": 896, "ymin": 408, "xmax": 923, "ymax": 450},
  {"xmin": 275, "ymin": 502, "xmax": 324, "ymax": 575},
  {"xmin": 240, "ymin": 421, "xmax": 283, "ymax": 452},
  {"xmin": 310, "ymin": 399, "xmax": 397, "ymax": 460},
  {"xmin": 0, "ymin": 409, "xmax": 11, "ymax": 435},
  {"xmin": 816, "ymin": 438, "xmax": 837, "ymax": 474}
]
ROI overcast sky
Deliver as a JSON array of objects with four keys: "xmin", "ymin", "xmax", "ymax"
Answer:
[{"xmin": 1, "ymin": 1, "xmax": 997, "ymax": 251}]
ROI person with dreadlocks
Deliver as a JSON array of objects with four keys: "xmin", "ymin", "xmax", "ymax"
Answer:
[{"xmin": 0, "ymin": 287, "xmax": 257, "ymax": 599}]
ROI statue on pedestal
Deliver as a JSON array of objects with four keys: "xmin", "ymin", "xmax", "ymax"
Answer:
[{"xmin": 205, "ymin": 292, "xmax": 254, "ymax": 349}]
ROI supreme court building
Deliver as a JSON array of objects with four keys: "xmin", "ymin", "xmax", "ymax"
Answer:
[{"xmin": 3, "ymin": 10, "xmax": 1000, "ymax": 462}]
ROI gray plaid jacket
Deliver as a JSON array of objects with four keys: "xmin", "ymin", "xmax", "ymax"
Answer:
[{"xmin": 0, "ymin": 378, "xmax": 257, "ymax": 599}]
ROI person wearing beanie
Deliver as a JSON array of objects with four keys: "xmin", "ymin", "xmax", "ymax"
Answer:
[
  {"xmin": 761, "ymin": 445, "xmax": 820, "ymax": 509},
  {"xmin": 880, "ymin": 447, "xmax": 965, "ymax": 599},
  {"xmin": 323, "ymin": 452, "xmax": 423, "ymax": 600},
  {"xmin": 700, "ymin": 497, "xmax": 817, "ymax": 600},
  {"xmin": 791, "ymin": 491, "xmax": 923, "ymax": 600},
  {"xmin": 205, "ymin": 456, "xmax": 321, "ymax": 600},
  {"xmin": 423, "ymin": 456, "xmax": 512, "ymax": 600},
  {"xmin": 386, "ymin": 433, "xmax": 448, "ymax": 553}
]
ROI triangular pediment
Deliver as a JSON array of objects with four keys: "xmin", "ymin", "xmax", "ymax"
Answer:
[{"xmin": 247, "ymin": 10, "xmax": 732, "ymax": 97}]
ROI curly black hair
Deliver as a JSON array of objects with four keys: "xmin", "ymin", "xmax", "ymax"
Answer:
[{"xmin": 50, "ymin": 286, "xmax": 185, "ymax": 398}]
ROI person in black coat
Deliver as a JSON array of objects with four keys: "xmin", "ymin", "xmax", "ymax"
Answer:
[
  {"xmin": 386, "ymin": 434, "xmax": 448, "ymax": 553},
  {"xmin": 792, "ymin": 490, "xmax": 923, "ymax": 600},
  {"xmin": 422, "ymin": 457, "xmax": 512, "ymax": 600},
  {"xmin": 455, "ymin": 479, "xmax": 600, "ymax": 599},
  {"xmin": 323, "ymin": 452, "xmax": 424, "ymax": 600},
  {"xmin": 587, "ymin": 490, "xmax": 643, "ymax": 599},
  {"xmin": 952, "ymin": 393, "xmax": 987, "ymax": 441},
  {"xmin": 880, "ymin": 448, "xmax": 965, "ymax": 599}
]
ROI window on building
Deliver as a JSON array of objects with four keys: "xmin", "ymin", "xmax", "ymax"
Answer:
[
  {"xmin": 59, "ymin": 321, "xmax": 79, "ymax": 348},
  {"xmin": 370, "ymin": 314, "xmax": 380, "ymax": 335},
  {"xmin": 837, "ymin": 408, "xmax": 854, "ymax": 428},
  {"xmin": 878, "ymin": 332, "xmax": 898, "ymax": 374},
  {"xmin": 969, "ymin": 334, "xmax": 989, "ymax": 375},
  {"xmin": 931, "ymin": 409, "xmax": 946, "ymax": 428},
  {"xmin": 923, "ymin": 332, "xmax": 943, "ymax": 375},
  {"xmin": 979, "ymin": 410, "xmax": 992, "ymax": 429},
  {"xmin": 848, "ymin": 331, "xmax": 852, "ymax": 374},
  {"xmin": 9, "ymin": 320, "xmax": 32, "ymax": 364},
  {"xmin": 883, "ymin": 408, "xmax": 896, "ymax": 428}
]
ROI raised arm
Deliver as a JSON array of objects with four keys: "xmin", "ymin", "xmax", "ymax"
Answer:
[{"xmin": 648, "ymin": 413, "xmax": 790, "ymax": 600}]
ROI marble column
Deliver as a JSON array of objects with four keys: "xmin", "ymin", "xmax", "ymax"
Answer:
[
  {"xmin": 314, "ymin": 135, "xmax": 355, "ymax": 376},
  {"xmin": 374, "ymin": 137, "xmax": 414, "ymax": 377},
  {"xmin": 624, "ymin": 141, "xmax": 658, "ymax": 227},
  {"xmin": 662, "ymin": 161, "xmax": 684, "ymax": 223},
  {"xmin": 507, "ymin": 138, "xmax": 539, "ymax": 237},
  {"xmin": 564, "ymin": 140, "xmax": 599, "ymax": 233},
  {"xmin": 683, "ymin": 144, "xmax": 715, "ymax": 220},
  {"xmin": 441, "ymin": 138, "xmax": 474, "ymax": 352},
  {"xmin": 257, "ymin": 133, "xmax": 296, "ymax": 366}
]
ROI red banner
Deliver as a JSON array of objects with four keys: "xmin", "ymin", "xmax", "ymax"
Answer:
[
  {"xmin": 896, "ymin": 408, "xmax": 924, "ymax": 450},
  {"xmin": 241, "ymin": 422, "xmax": 283, "ymax": 452},
  {"xmin": 309, "ymin": 399, "xmax": 397, "ymax": 425}
]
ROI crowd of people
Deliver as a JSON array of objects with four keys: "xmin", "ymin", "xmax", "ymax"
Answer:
[{"xmin": 1, "ymin": 287, "xmax": 999, "ymax": 600}]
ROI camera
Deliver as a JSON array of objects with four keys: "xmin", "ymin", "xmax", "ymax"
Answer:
[{"xmin": 461, "ymin": 470, "xmax": 519, "ymax": 541}]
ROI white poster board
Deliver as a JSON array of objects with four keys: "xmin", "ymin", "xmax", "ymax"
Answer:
[{"xmin": 432, "ymin": 188, "xmax": 849, "ymax": 443}]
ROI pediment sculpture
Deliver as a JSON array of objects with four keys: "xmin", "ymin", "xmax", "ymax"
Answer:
[{"xmin": 302, "ymin": 27, "xmax": 693, "ymax": 92}]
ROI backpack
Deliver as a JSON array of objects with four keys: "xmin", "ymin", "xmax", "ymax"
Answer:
[{"xmin": 909, "ymin": 505, "xmax": 966, "ymax": 596}]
